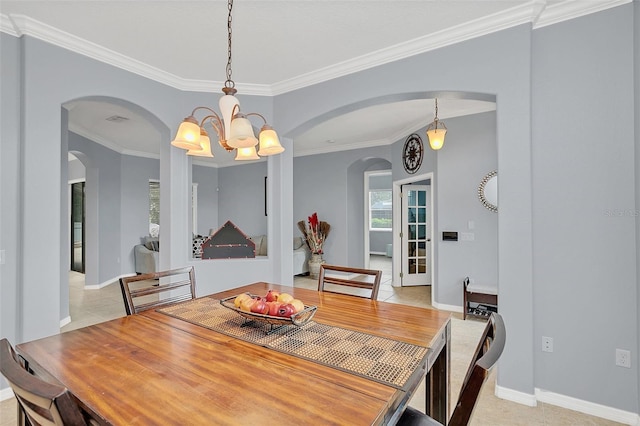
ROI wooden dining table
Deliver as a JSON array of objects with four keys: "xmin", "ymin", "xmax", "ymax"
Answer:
[{"xmin": 16, "ymin": 282, "xmax": 451, "ymax": 425}]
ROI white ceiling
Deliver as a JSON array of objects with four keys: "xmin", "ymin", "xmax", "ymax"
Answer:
[{"xmin": 1, "ymin": 0, "xmax": 626, "ymax": 167}]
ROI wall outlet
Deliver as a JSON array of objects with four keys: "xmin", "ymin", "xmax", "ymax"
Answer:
[
  {"xmin": 542, "ymin": 336, "xmax": 553, "ymax": 353},
  {"xmin": 616, "ymin": 349, "xmax": 631, "ymax": 368}
]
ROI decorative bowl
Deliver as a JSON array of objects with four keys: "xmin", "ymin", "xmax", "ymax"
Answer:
[{"xmin": 219, "ymin": 294, "xmax": 317, "ymax": 328}]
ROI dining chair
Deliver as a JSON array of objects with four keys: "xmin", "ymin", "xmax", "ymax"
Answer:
[
  {"xmin": 317, "ymin": 264, "xmax": 382, "ymax": 300},
  {"xmin": 119, "ymin": 265, "xmax": 196, "ymax": 315},
  {"xmin": 398, "ymin": 313, "xmax": 506, "ymax": 426},
  {"xmin": 0, "ymin": 338, "xmax": 88, "ymax": 426}
]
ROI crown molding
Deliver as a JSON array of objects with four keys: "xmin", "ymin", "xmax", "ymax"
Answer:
[
  {"xmin": 68, "ymin": 124, "xmax": 161, "ymax": 160},
  {"xmin": 0, "ymin": 14, "xmax": 19, "ymax": 36},
  {"xmin": 533, "ymin": 0, "xmax": 631, "ymax": 29},
  {"xmin": 2, "ymin": 1, "xmax": 630, "ymax": 96}
]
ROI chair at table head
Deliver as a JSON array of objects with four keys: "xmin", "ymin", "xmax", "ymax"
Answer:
[
  {"xmin": 119, "ymin": 266, "xmax": 196, "ymax": 315},
  {"xmin": 0, "ymin": 338, "xmax": 88, "ymax": 426},
  {"xmin": 398, "ymin": 313, "xmax": 506, "ymax": 426},
  {"xmin": 317, "ymin": 264, "xmax": 382, "ymax": 300}
]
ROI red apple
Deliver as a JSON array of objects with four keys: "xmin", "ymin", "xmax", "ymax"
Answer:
[
  {"xmin": 268, "ymin": 301, "xmax": 282, "ymax": 316},
  {"xmin": 250, "ymin": 297, "xmax": 269, "ymax": 315},
  {"xmin": 278, "ymin": 303, "xmax": 295, "ymax": 318},
  {"xmin": 265, "ymin": 289, "xmax": 280, "ymax": 302}
]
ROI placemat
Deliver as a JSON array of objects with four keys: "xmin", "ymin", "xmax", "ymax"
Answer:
[{"xmin": 157, "ymin": 297, "xmax": 428, "ymax": 390}]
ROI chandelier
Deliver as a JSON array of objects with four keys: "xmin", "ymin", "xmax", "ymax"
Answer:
[
  {"xmin": 171, "ymin": 0, "xmax": 284, "ymax": 160},
  {"xmin": 426, "ymin": 98, "xmax": 447, "ymax": 150}
]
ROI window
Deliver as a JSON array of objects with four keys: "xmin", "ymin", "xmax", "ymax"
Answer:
[
  {"xmin": 369, "ymin": 190, "xmax": 392, "ymax": 230},
  {"xmin": 149, "ymin": 181, "xmax": 160, "ymax": 226}
]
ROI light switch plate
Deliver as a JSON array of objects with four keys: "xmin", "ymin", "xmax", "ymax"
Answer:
[{"xmin": 459, "ymin": 232, "xmax": 475, "ymax": 241}]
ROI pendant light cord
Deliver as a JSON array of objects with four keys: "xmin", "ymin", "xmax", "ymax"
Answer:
[{"xmin": 225, "ymin": 0, "xmax": 235, "ymax": 89}]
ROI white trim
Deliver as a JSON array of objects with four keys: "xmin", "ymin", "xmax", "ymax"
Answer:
[
  {"xmin": 0, "ymin": 387, "xmax": 14, "ymax": 401},
  {"xmin": 535, "ymin": 388, "xmax": 640, "ymax": 425},
  {"xmin": 60, "ymin": 316, "xmax": 71, "ymax": 328},
  {"xmin": 1, "ymin": 1, "xmax": 630, "ymax": 95},
  {"xmin": 496, "ymin": 385, "xmax": 538, "ymax": 407},
  {"xmin": 534, "ymin": 0, "xmax": 631, "ymax": 28},
  {"xmin": 84, "ymin": 273, "xmax": 133, "ymax": 290},
  {"xmin": 431, "ymin": 301, "xmax": 463, "ymax": 313}
]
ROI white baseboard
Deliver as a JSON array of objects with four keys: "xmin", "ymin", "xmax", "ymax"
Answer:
[
  {"xmin": 431, "ymin": 301, "xmax": 463, "ymax": 313},
  {"xmin": 496, "ymin": 385, "xmax": 537, "ymax": 406},
  {"xmin": 0, "ymin": 386, "xmax": 14, "ymax": 401},
  {"xmin": 85, "ymin": 273, "xmax": 134, "ymax": 290},
  {"xmin": 496, "ymin": 385, "xmax": 639, "ymax": 425},
  {"xmin": 535, "ymin": 388, "xmax": 640, "ymax": 425},
  {"xmin": 60, "ymin": 316, "xmax": 71, "ymax": 328}
]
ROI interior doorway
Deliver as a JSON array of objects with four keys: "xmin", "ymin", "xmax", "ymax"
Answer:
[
  {"xmin": 364, "ymin": 170, "xmax": 393, "ymax": 270},
  {"xmin": 392, "ymin": 172, "xmax": 434, "ymax": 292},
  {"xmin": 70, "ymin": 181, "xmax": 85, "ymax": 273}
]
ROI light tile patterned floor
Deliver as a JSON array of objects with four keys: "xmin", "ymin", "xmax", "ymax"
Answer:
[{"xmin": 0, "ymin": 258, "xmax": 624, "ymax": 425}]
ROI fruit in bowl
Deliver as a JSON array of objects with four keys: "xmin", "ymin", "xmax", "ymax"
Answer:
[
  {"xmin": 265, "ymin": 290, "xmax": 280, "ymax": 302},
  {"xmin": 278, "ymin": 293, "xmax": 294, "ymax": 304}
]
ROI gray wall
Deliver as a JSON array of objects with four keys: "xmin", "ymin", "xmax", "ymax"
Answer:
[
  {"xmin": 293, "ymin": 146, "xmax": 392, "ymax": 266},
  {"xmin": 192, "ymin": 165, "xmax": 219, "ymax": 236},
  {"xmin": 1, "ymin": 2, "xmax": 638, "ymax": 417},
  {"xmin": 120, "ymin": 155, "xmax": 160, "ymax": 271},
  {"xmin": 532, "ymin": 6, "xmax": 638, "ymax": 411},
  {"xmin": 1, "ymin": 33, "xmax": 22, "ymax": 367},
  {"xmin": 217, "ymin": 162, "xmax": 268, "ymax": 237},
  {"xmin": 436, "ymin": 111, "xmax": 498, "ymax": 306},
  {"xmin": 68, "ymin": 132, "xmax": 122, "ymax": 286}
]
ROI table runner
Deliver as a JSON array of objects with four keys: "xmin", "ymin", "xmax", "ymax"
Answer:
[{"xmin": 157, "ymin": 297, "xmax": 428, "ymax": 390}]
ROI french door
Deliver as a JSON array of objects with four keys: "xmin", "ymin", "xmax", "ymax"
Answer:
[{"xmin": 401, "ymin": 185, "xmax": 431, "ymax": 286}]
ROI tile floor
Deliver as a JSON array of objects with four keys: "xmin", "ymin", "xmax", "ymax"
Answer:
[{"xmin": 0, "ymin": 257, "xmax": 624, "ymax": 425}]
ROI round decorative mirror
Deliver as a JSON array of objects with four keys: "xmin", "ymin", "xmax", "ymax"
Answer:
[{"xmin": 478, "ymin": 171, "xmax": 498, "ymax": 212}]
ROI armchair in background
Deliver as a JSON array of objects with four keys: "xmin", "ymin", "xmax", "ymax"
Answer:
[{"xmin": 134, "ymin": 237, "xmax": 159, "ymax": 274}]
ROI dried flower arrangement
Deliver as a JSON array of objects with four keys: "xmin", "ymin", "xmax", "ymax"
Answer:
[{"xmin": 297, "ymin": 212, "xmax": 331, "ymax": 255}]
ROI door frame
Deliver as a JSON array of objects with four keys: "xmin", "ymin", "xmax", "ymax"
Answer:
[{"xmin": 392, "ymin": 172, "xmax": 434, "ymax": 294}]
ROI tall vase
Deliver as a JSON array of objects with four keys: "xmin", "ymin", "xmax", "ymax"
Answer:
[{"xmin": 308, "ymin": 253, "xmax": 325, "ymax": 279}]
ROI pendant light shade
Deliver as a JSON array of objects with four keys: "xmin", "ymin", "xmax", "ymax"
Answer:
[
  {"xmin": 235, "ymin": 145, "xmax": 260, "ymax": 161},
  {"xmin": 426, "ymin": 98, "xmax": 447, "ymax": 151},
  {"xmin": 186, "ymin": 128, "xmax": 214, "ymax": 157},
  {"xmin": 257, "ymin": 125, "xmax": 284, "ymax": 156},
  {"xmin": 219, "ymin": 89, "xmax": 240, "ymax": 143},
  {"xmin": 228, "ymin": 114, "xmax": 259, "ymax": 148},
  {"xmin": 171, "ymin": 117, "xmax": 201, "ymax": 150},
  {"xmin": 426, "ymin": 127, "xmax": 447, "ymax": 150}
]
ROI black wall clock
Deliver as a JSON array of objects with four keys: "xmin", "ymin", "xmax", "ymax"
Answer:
[{"xmin": 402, "ymin": 134, "xmax": 424, "ymax": 174}]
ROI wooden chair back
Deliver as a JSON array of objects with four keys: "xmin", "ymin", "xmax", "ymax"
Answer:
[
  {"xmin": 119, "ymin": 266, "xmax": 196, "ymax": 315},
  {"xmin": 317, "ymin": 264, "xmax": 382, "ymax": 300},
  {"xmin": 398, "ymin": 313, "xmax": 506, "ymax": 426},
  {"xmin": 0, "ymin": 338, "xmax": 88, "ymax": 426}
]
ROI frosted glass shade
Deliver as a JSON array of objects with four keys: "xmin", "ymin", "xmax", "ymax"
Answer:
[
  {"xmin": 186, "ymin": 129, "xmax": 214, "ymax": 158},
  {"xmin": 171, "ymin": 118, "xmax": 201, "ymax": 150},
  {"xmin": 257, "ymin": 127, "xmax": 284, "ymax": 156},
  {"xmin": 219, "ymin": 93, "xmax": 240, "ymax": 142},
  {"xmin": 228, "ymin": 115, "xmax": 259, "ymax": 148},
  {"xmin": 427, "ymin": 128, "xmax": 447, "ymax": 150},
  {"xmin": 235, "ymin": 145, "xmax": 260, "ymax": 161}
]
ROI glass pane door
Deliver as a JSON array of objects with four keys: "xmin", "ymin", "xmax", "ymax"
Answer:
[{"xmin": 401, "ymin": 185, "xmax": 431, "ymax": 286}]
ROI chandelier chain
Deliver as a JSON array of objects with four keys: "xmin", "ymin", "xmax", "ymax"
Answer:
[
  {"xmin": 225, "ymin": 0, "xmax": 234, "ymax": 88},
  {"xmin": 434, "ymin": 98, "xmax": 439, "ymax": 121}
]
